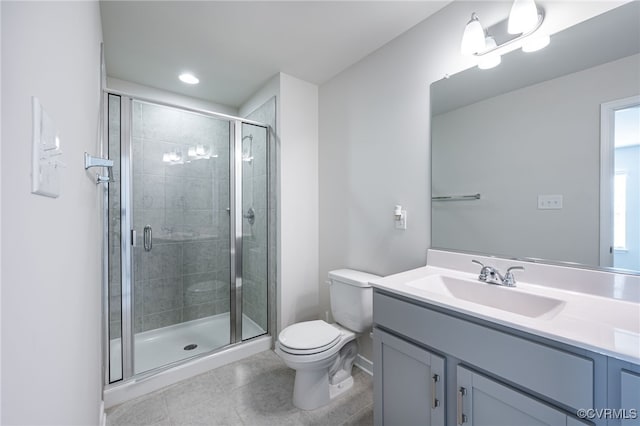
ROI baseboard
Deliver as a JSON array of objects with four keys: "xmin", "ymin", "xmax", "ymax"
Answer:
[
  {"xmin": 354, "ymin": 354, "xmax": 373, "ymax": 376},
  {"xmin": 99, "ymin": 400, "xmax": 106, "ymax": 426}
]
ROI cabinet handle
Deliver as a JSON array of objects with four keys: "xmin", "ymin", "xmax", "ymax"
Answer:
[
  {"xmin": 431, "ymin": 374, "xmax": 440, "ymax": 409},
  {"xmin": 457, "ymin": 387, "xmax": 467, "ymax": 425}
]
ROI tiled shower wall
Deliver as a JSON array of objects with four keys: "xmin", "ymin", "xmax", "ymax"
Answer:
[{"xmin": 109, "ymin": 99, "xmax": 231, "ymax": 336}]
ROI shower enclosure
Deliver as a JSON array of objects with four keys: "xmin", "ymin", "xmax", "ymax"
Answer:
[{"xmin": 105, "ymin": 94, "xmax": 271, "ymax": 383}]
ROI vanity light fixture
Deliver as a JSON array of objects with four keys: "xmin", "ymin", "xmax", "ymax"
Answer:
[
  {"xmin": 187, "ymin": 144, "xmax": 218, "ymax": 160},
  {"xmin": 477, "ymin": 36, "xmax": 501, "ymax": 70},
  {"xmin": 179, "ymin": 73, "xmax": 199, "ymax": 85},
  {"xmin": 162, "ymin": 149, "xmax": 183, "ymax": 165},
  {"xmin": 460, "ymin": 0, "xmax": 548, "ymax": 66}
]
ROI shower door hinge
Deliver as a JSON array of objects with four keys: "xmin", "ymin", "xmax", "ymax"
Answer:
[{"xmin": 131, "ymin": 229, "xmax": 137, "ymax": 246}]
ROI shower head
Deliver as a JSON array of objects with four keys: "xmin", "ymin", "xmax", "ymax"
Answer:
[{"xmin": 242, "ymin": 134, "xmax": 253, "ymax": 142}]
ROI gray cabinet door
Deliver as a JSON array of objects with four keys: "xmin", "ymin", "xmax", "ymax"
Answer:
[
  {"xmin": 374, "ymin": 328, "xmax": 445, "ymax": 426},
  {"xmin": 457, "ymin": 365, "xmax": 573, "ymax": 426},
  {"xmin": 621, "ymin": 370, "xmax": 640, "ymax": 426}
]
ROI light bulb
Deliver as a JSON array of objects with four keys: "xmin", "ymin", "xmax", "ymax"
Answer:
[
  {"xmin": 508, "ymin": 0, "xmax": 539, "ymax": 34},
  {"xmin": 522, "ymin": 34, "xmax": 550, "ymax": 52},
  {"xmin": 178, "ymin": 73, "xmax": 199, "ymax": 85},
  {"xmin": 461, "ymin": 13, "xmax": 486, "ymax": 55},
  {"xmin": 478, "ymin": 36, "xmax": 502, "ymax": 69}
]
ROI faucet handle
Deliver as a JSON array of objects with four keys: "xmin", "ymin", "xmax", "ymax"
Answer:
[
  {"xmin": 471, "ymin": 259, "xmax": 484, "ymax": 267},
  {"xmin": 503, "ymin": 266, "xmax": 524, "ymax": 287},
  {"xmin": 472, "ymin": 260, "xmax": 487, "ymax": 281}
]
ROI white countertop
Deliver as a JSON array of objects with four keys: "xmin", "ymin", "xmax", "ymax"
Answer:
[{"xmin": 371, "ymin": 264, "xmax": 640, "ymax": 364}]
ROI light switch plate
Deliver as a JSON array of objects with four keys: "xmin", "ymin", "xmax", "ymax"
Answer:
[
  {"xmin": 395, "ymin": 210, "xmax": 407, "ymax": 229},
  {"xmin": 32, "ymin": 97, "xmax": 62, "ymax": 198}
]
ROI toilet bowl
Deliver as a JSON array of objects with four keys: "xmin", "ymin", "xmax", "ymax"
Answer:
[
  {"xmin": 275, "ymin": 321, "xmax": 357, "ymax": 410},
  {"xmin": 275, "ymin": 269, "xmax": 381, "ymax": 410}
]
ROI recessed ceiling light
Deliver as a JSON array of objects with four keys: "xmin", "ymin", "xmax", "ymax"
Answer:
[{"xmin": 179, "ymin": 73, "xmax": 199, "ymax": 85}]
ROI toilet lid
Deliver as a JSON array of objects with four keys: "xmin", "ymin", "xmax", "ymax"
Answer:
[{"xmin": 278, "ymin": 320, "xmax": 341, "ymax": 351}]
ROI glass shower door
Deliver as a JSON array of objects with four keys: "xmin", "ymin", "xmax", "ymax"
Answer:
[
  {"xmin": 129, "ymin": 100, "xmax": 231, "ymax": 374},
  {"xmin": 107, "ymin": 95, "xmax": 272, "ymax": 384},
  {"xmin": 241, "ymin": 123, "xmax": 269, "ymax": 340}
]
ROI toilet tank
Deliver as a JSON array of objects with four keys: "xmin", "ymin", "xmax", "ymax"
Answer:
[{"xmin": 328, "ymin": 269, "xmax": 381, "ymax": 333}]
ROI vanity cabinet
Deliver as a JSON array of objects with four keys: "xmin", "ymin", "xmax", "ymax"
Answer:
[
  {"xmin": 621, "ymin": 371, "xmax": 640, "ymax": 426},
  {"xmin": 607, "ymin": 359, "xmax": 640, "ymax": 426},
  {"xmin": 457, "ymin": 366, "xmax": 590, "ymax": 426},
  {"xmin": 373, "ymin": 328, "xmax": 445, "ymax": 426},
  {"xmin": 373, "ymin": 290, "xmax": 610, "ymax": 426}
]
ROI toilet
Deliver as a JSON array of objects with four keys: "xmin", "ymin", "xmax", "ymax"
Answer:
[{"xmin": 275, "ymin": 269, "xmax": 381, "ymax": 410}]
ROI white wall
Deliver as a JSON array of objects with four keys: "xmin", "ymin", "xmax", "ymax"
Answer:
[
  {"xmin": 318, "ymin": 1, "xmax": 623, "ymax": 358},
  {"xmin": 107, "ymin": 77, "xmax": 238, "ymax": 116},
  {"xmin": 279, "ymin": 73, "xmax": 319, "ymax": 330},
  {"xmin": 1, "ymin": 2, "xmax": 104, "ymax": 424},
  {"xmin": 432, "ymin": 54, "xmax": 640, "ymax": 266}
]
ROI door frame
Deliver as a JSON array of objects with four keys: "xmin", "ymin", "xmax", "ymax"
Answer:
[
  {"xmin": 104, "ymin": 91, "xmax": 270, "ymax": 384},
  {"xmin": 599, "ymin": 95, "xmax": 640, "ymax": 267}
]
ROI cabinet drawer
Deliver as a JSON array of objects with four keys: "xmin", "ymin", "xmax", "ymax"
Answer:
[{"xmin": 374, "ymin": 291, "xmax": 593, "ymax": 410}]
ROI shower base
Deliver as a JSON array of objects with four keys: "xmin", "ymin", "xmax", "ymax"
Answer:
[{"xmin": 109, "ymin": 312, "xmax": 265, "ymax": 381}]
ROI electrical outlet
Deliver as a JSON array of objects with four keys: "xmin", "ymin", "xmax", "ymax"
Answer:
[{"xmin": 538, "ymin": 194, "xmax": 563, "ymax": 210}]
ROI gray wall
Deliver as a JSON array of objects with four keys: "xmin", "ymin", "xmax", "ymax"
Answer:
[{"xmin": 318, "ymin": 1, "xmax": 622, "ymax": 360}]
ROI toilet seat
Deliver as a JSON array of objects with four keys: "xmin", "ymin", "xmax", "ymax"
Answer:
[{"xmin": 278, "ymin": 320, "xmax": 342, "ymax": 355}]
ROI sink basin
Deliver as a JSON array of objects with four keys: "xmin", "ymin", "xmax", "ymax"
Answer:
[{"xmin": 406, "ymin": 275, "xmax": 565, "ymax": 319}]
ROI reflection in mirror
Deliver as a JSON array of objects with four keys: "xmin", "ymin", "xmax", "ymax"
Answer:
[{"xmin": 431, "ymin": 2, "xmax": 640, "ymax": 274}]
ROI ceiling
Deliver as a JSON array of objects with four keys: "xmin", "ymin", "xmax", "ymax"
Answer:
[{"xmin": 100, "ymin": 1, "xmax": 449, "ymax": 108}]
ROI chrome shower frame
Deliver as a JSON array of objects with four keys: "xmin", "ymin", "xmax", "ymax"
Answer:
[{"xmin": 102, "ymin": 91, "xmax": 271, "ymax": 386}]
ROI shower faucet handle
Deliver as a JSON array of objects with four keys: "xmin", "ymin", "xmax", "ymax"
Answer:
[{"xmin": 243, "ymin": 207, "xmax": 255, "ymax": 225}]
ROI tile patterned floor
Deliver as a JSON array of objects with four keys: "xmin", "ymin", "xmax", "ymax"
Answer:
[{"xmin": 106, "ymin": 350, "xmax": 373, "ymax": 426}]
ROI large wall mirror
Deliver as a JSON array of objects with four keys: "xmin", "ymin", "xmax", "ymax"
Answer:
[{"xmin": 431, "ymin": 2, "xmax": 640, "ymax": 274}]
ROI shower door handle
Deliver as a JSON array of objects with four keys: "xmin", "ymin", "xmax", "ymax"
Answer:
[{"xmin": 143, "ymin": 225, "xmax": 152, "ymax": 252}]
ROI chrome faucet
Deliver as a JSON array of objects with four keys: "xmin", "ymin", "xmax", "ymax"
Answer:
[{"xmin": 471, "ymin": 260, "xmax": 524, "ymax": 287}]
